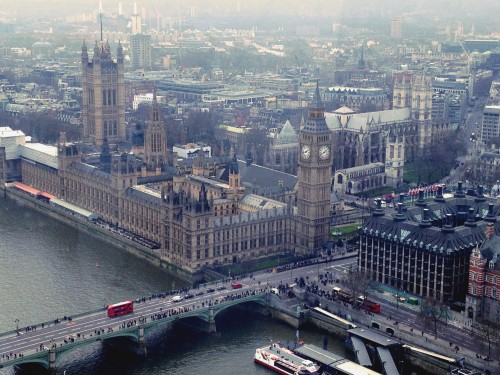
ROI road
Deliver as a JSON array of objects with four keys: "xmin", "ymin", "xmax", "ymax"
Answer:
[
  {"xmin": 1, "ymin": 255, "xmax": 496, "ymax": 372},
  {"xmin": 448, "ymin": 98, "xmax": 486, "ymax": 186},
  {"xmin": 312, "ymin": 259, "xmax": 492, "ymax": 357},
  {"xmin": 0, "ymin": 257, "xmax": 352, "ymax": 365}
]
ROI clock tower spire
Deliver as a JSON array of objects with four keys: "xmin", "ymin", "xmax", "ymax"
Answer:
[{"xmin": 296, "ymin": 81, "xmax": 332, "ymax": 255}]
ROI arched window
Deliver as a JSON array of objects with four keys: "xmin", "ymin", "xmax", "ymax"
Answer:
[{"xmin": 337, "ymin": 175, "xmax": 343, "ymax": 184}]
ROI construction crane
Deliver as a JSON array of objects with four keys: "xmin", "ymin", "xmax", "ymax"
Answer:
[{"xmin": 457, "ymin": 39, "xmax": 473, "ymax": 75}]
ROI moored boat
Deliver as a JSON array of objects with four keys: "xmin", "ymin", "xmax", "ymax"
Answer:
[{"xmin": 254, "ymin": 342, "xmax": 320, "ymax": 375}]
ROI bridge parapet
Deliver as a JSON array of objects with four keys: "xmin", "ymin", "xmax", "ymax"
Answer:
[{"xmin": 0, "ymin": 291, "xmax": 298, "ymax": 372}]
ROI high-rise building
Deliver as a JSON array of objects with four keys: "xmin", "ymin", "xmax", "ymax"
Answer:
[
  {"xmin": 480, "ymin": 106, "xmax": 500, "ymax": 144},
  {"xmin": 81, "ymin": 40, "xmax": 126, "ymax": 147},
  {"xmin": 391, "ymin": 18, "xmax": 402, "ymax": 39},
  {"xmin": 296, "ymin": 82, "xmax": 332, "ymax": 254},
  {"xmin": 130, "ymin": 34, "xmax": 152, "ymax": 71}
]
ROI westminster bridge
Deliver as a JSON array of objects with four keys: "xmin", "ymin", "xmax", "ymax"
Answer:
[{"xmin": 0, "ymin": 285, "xmax": 299, "ymax": 374}]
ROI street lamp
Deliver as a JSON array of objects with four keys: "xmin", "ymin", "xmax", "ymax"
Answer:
[{"xmin": 15, "ymin": 319, "xmax": 19, "ymax": 334}]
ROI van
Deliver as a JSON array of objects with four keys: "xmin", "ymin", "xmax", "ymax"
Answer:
[{"xmin": 171, "ymin": 295, "xmax": 183, "ymax": 302}]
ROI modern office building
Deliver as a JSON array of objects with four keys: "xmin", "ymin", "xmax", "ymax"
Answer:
[
  {"xmin": 480, "ymin": 106, "xmax": 500, "ymax": 144},
  {"xmin": 391, "ymin": 18, "xmax": 402, "ymax": 39},
  {"xmin": 359, "ymin": 185, "xmax": 495, "ymax": 304},
  {"xmin": 130, "ymin": 34, "xmax": 152, "ymax": 71}
]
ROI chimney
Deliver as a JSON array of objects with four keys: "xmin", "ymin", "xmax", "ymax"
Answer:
[
  {"xmin": 485, "ymin": 203, "xmax": 497, "ymax": 223},
  {"xmin": 442, "ymin": 213, "xmax": 455, "ymax": 233},
  {"xmin": 373, "ymin": 198, "xmax": 385, "ymax": 217},
  {"xmin": 416, "ymin": 189, "xmax": 426, "ymax": 207},
  {"xmin": 419, "ymin": 208, "xmax": 432, "ymax": 228},
  {"xmin": 393, "ymin": 202, "xmax": 406, "ymax": 221},
  {"xmin": 455, "ymin": 181, "xmax": 465, "ymax": 198},
  {"xmin": 475, "ymin": 185, "xmax": 486, "ymax": 202},
  {"xmin": 464, "ymin": 207, "xmax": 477, "ymax": 227},
  {"xmin": 435, "ymin": 185, "xmax": 445, "ymax": 202},
  {"xmin": 485, "ymin": 223, "xmax": 495, "ymax": 239}
]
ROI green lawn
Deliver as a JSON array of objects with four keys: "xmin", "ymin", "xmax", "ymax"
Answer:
[
  {"xmin": 330, "ymin": 224, "xmax": 360, "ymax": 238},
  {"xmin": 215, "ymin": 254, "xmax": 297, "ymax": 276},
  {"xmin": 403, "ymin": 161, "xmax": 450, "ymax": 184}
]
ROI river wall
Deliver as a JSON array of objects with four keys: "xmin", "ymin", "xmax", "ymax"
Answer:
[{"xmin": 3, "ymin": 188, "xmax": 198, "ymax": 284}]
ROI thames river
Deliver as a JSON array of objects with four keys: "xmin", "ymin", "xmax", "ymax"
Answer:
[{"xmin": 0, "ymin": 196, "xmax": 347, "ymax": 374}]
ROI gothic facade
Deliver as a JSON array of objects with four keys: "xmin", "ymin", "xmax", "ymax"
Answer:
[
  {"xmin": 295, "ymin": 83, "xmax": 333, "ymax": 254},
  {"xmin": 81, "ymin": 40, "xmax": 126, "ymax": 147},
  {"xmin": 328, "ymin": 72, "xmax": 451, "ymax": 172}
]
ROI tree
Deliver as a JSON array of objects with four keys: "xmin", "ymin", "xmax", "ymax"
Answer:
[
  {"xmin": 184, "ymin": 111, "xmax": 221, "ymax": 148},
  {"xmin": 474, "ymin": 318, "xmax": 500, "ymax": 360},
  {"xmin": 342, "ymin": 267, "xmax": 375, "ymax": 303},
  {"xmin": 243, "ymin": 127, "xmax": 269, "ymax": 165},
  {"xmin": 419, "ymin": 296, "xmax": 449, "ymax": 339}
]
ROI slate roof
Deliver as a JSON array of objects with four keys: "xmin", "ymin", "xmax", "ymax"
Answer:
[
  {"xmin": 325, "ymin": 108, "xmax": 411, "ymax": 131},
  {"xmin": 125, "ymin": 185, "xmax": 162, "ymax": 205},
  {"xmin": 479, "ymin": 233, "xmax": 500, "ymax": 268},
  {"xmin": 69, "ymin": 162, "xmax": 112, "ymax": 183},
  {"xmin": 361, "ymin": 200, "xmax": 491, "ymax": 253},
  {"xmin": 219, "ymin": 160, "xmax": 297, "ymax": 197}
]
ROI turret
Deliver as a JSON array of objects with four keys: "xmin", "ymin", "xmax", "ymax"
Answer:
[
  {"xmin": 81, "ymin": 40, "xmax": 88, "ymax": 64},
  {"xmin": 117, "ymin": 40, "xmax": 124, "ymax": 64}
]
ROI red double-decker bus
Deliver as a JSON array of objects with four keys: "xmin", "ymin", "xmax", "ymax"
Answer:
[
  {"xmin": 107, "ymin": 301, "xmax": 134, "ymax": 317},
  {"xmin": 362, "ymin": 300, "xmax": 381, "ymax": 313}
]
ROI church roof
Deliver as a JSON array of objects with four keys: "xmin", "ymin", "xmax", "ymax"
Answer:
[
  {"xmin": 325, "ymin": 108, "xmax": 411, "ymax": 131},
  {"xmin": 275, "ymin": 120, "xmax": 298, "ymax": 144},
  {"xmin": 333, "ymin": 106, "xmax": 356, "ymax": 115}
]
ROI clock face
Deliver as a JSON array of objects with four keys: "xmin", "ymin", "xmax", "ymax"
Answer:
[
  {"xmin": 301, "ymin": 145, "xmax": 311, "ymax": 160},
  {"xmin": 319, "ymin": 145, "xmax": 330, "ymax": 160}
]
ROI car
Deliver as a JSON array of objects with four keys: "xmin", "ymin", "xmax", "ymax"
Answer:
[
  {"xmin": 195, "ymin": 290, "xmax": 205, "ymax": 296},
  {"xmin": 184, "ymin": 293, "xmax": 194, "ymax": 299},
  {"xmin": 217, "ymin": 285, "xmax": 227, "ymax": 291},
  {"xmin": 206, "ymin": 288, "xmax": 215, "ymax": 293},
  {"xmin": 231, "ymin": 282, "xmax": 243, "ymax": 289},
  {"xmin": 171, "ymin": 295, "xmax": 183, "ymax": 302}
]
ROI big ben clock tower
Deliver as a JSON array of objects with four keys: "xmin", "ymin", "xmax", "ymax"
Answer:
[{"xmin": 296, "ymin": 81, "xmax": 332, "ymax": 255}]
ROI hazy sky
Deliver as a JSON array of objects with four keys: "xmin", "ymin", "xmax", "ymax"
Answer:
[{"xmin": 3, "ymin": 0, "xmax": 500, "ymax": 30}]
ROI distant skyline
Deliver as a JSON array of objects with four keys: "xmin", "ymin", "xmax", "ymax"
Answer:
[{"xmin": 2, "ymin": 0, "xmax": 500, "ymax": 35}]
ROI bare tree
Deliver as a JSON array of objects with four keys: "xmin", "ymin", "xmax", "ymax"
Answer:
[
  {"xmin": 419, "ymin": 296, "xmax": 449, "ymax": 339},
  {"xmin": 342, "ymin": 267, "xmax": 375, "ymax": 303}
]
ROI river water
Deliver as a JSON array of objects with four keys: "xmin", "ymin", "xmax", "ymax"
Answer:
[{"xmin": 0, "ymin": 196, "xmax": 348, "ymax": 375}]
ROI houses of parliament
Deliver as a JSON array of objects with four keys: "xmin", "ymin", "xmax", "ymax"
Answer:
[{"xmin": 0, "ymin": 41, "xmax": 332, "ymax": 274}]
